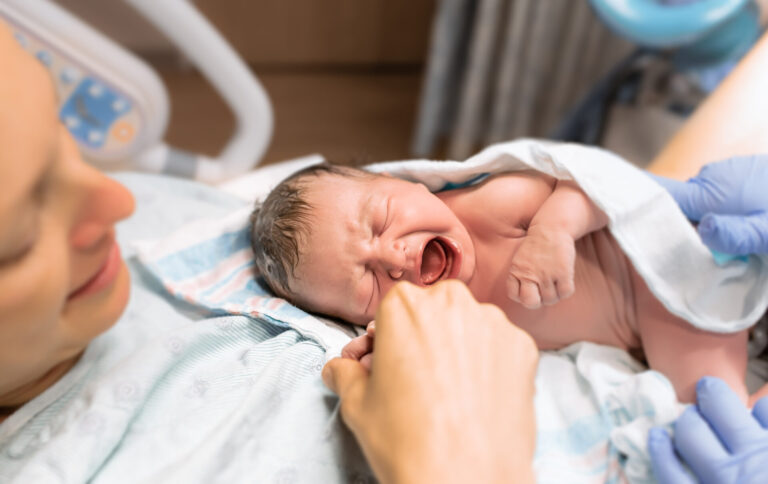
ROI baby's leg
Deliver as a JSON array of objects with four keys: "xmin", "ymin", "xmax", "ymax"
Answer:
[{"xmin": 636, "ymin": 307, "xmax": 749, "ymax": 404}]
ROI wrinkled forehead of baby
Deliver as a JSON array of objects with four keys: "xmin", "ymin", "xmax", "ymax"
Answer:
[{"xmin": 293, "ymin": 172, "xmax": 372, "ymax": 258}]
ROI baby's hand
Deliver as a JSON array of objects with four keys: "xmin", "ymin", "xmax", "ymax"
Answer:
[
  {"xmin": 340, "ymin": 322, "xmax": 376, "ymax": 370},
  {"xmin": 507, "ymin": 226, "xmax": 576, "ymax": 309}
]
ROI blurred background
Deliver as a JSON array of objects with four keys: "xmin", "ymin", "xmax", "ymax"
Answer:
[
  {"xmin": 50, "ymin": 0, "xmax": 768, "ymax": 168},
  {"xmin": 56, "ymin": 0, "xmax": 435, "ymax": 165}
]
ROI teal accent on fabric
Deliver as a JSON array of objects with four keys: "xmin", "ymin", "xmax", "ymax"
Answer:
[
  {"xmin": 439, "ymin": 173, "xmax": 489, "ymax": 191},
  {"xmin": 711, "ymin": 249, "xmax": 749, "ymax": 265}
]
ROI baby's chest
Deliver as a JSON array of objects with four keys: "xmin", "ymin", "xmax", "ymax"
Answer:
[{"xmin": 469, "ymin": 231, "xmax": 641, "ymax": 351}]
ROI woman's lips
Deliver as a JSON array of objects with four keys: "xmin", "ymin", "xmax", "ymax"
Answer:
[{"xmin": 68, "ymin": 241, "xmax": 122, "ymax": 301}]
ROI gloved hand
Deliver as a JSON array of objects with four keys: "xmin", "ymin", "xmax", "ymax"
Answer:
[
  {"xmin": 648, "ymin": 377, "xmax": 768, "ymax": 484},
  {"xmin": 650, "ymin": 155, "xmax": 768, "ymax": 255}
]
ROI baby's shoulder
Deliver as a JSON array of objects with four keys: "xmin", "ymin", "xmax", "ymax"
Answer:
[
  {"xmin": 438, "ymin": 172, "xmax": 551, "ymax": 235},
  {"xmin": 440, "ymin": 172, "xmax": 528, "ymax": 202},
  {"xmin": 439, "ymin": 171, "xmax": 551, "ymax": 211}
]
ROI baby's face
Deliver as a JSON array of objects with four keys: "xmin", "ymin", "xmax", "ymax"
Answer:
[{"xmin": 292, "ymin": 174, "xmax": 476, "ymax": 324}]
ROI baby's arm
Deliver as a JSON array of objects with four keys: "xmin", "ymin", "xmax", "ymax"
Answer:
[
  {"xmin": 508, "ymin": 180, "xmax": 608, "ymax": 308},
  {"xmin": 528, "ymin": 180, "xmax": 608, "ymax": 239}
]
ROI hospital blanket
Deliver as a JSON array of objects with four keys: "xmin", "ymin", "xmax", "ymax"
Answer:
[{"xmin": 131, "ymin": 139, "xmax": 768, "ymax": 482}]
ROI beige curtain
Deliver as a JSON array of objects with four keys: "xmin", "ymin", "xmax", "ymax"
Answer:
[{"xmin": 412, "ymin": 0, "xmax": 633, "ymax": 159}]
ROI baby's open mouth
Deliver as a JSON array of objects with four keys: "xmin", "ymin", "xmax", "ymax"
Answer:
[{"xmin": 420, "ymin": 237, "xmax": 452, "ymax": 285}]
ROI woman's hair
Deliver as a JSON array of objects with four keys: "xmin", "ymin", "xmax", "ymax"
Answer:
[{"xmin": 249, "ymin": 163, "xmax": 373, "ymax": 300}]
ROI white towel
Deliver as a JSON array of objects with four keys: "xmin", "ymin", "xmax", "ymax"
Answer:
[{"xmin": 369, "ymin": 139, "xmax": 768, "ymax": 333}]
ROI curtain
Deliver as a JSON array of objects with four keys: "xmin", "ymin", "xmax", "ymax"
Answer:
[{"xmin": 412, "ymin": 0, "xmax": 633, "ymax": 159}]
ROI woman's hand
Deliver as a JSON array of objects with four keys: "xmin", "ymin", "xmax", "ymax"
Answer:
[{"xmin": 323, "ymin": 280, "xmax": 539, "ymax": 484}]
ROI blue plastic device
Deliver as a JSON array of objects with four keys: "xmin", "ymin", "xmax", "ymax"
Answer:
[
  {"xmin": 589, "ymin": 0, "xmax": 761, "ymax": 69},
  {"xmin": 5, "ymin": 15, "xmax": 154, "ymax": 164},
  {"xmin": 0, "ymin": 0, "xmax": 274, "ymax": 183}
]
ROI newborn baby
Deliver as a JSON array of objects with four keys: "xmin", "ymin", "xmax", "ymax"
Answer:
[{"xmin": 250, "ymin": 163, "xmax": 752, "ymax": 403}]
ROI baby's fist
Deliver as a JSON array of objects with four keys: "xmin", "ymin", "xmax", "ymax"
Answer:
[{"xmin": 507, "ymin": 226, "xmax": 576, "ymax": 309}]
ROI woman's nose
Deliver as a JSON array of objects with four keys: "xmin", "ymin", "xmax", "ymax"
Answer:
[{"xmin": 69, "ymin": 169, "xmax": 135, "ymax": 250}]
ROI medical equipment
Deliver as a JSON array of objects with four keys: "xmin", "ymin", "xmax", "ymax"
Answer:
[
  {"xmin": 554, "ymin": 0, "xmax": 763, "ymax": 145},
  {"xmin": 590, "ymin": 0, "xmax": 761, "ymax": 70},
  {"xmin": 0, "ymin": 0, "xmax": 273, "ymax": 183}
]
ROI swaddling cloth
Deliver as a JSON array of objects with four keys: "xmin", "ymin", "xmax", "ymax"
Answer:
[{"xmin": 370, "ymin": 139, "xmax": 768, "ymax": 333}]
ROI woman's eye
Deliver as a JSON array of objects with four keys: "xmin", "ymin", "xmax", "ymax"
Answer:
[
  {"xmin": 0, "ymin": 217, "xmax": 40, "ymax": 268},
  {"xmin": 0, "ymin": 241, "xmax": 35, "ymax": 268}
]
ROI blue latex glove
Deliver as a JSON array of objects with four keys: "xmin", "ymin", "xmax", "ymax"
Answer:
[
  {"xmin": 648, "ymin": 377, "xmax": 768, "ymax": 484},
  {"xmin": 650, "ymin": 155, "xmax": 768, "ymax": 255}
]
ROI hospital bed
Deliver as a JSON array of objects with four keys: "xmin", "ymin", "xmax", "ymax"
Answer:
[
  {"xmin": 0, "ymin": 0, "xmax": 319, "ymax": 184},
  {"xmin": 1, "ymin": 2, "xmax": 767, "ymax": 482}
]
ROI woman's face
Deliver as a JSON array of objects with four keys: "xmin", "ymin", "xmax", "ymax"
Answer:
[{"xmin": 0, "ymin": 23, "xmax": 135, "ymax": 405}]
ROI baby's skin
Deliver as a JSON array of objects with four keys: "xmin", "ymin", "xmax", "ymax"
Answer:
[{"xmin": 291, "ymin": 171, "xmax": 751, "ymax": 403}]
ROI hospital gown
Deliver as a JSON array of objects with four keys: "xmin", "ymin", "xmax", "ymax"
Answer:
[{"xmin": 0, "ymin": 174, "xmax": 373, "ymax": 483}]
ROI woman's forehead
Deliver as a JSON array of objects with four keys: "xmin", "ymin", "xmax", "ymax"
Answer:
[{"xmin": 0, "ymin": 22, "xmax": 59, "ymax": 213}]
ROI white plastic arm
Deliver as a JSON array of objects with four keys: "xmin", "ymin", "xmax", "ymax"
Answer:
[{"xmin": 125, "ymin": 0, "xmax": 273, "ymax": 183}]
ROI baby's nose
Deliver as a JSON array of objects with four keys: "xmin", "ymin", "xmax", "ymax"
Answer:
[{"xmin": 381, "ymin": 241, "xmax": 408, "ymax": 278}]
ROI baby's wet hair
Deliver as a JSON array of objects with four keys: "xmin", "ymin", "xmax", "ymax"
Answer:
[{"xmin": 249, "ymin": 162, "xmax": 373, "ymax": 300}]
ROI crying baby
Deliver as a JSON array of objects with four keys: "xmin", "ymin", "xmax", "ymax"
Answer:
[{"xmin": 249, "ymin": 163, "xmax": 759, "ymax": 404}]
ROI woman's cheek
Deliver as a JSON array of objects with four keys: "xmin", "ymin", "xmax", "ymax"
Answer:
[{"xmin": 0, "ymin": 229, "xmax": 72, "ymax": 336}]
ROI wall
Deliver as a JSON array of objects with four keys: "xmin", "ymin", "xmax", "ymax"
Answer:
[{"xmin": 53, "ymin": 0, "xmax": 436, "ymax": 66}]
